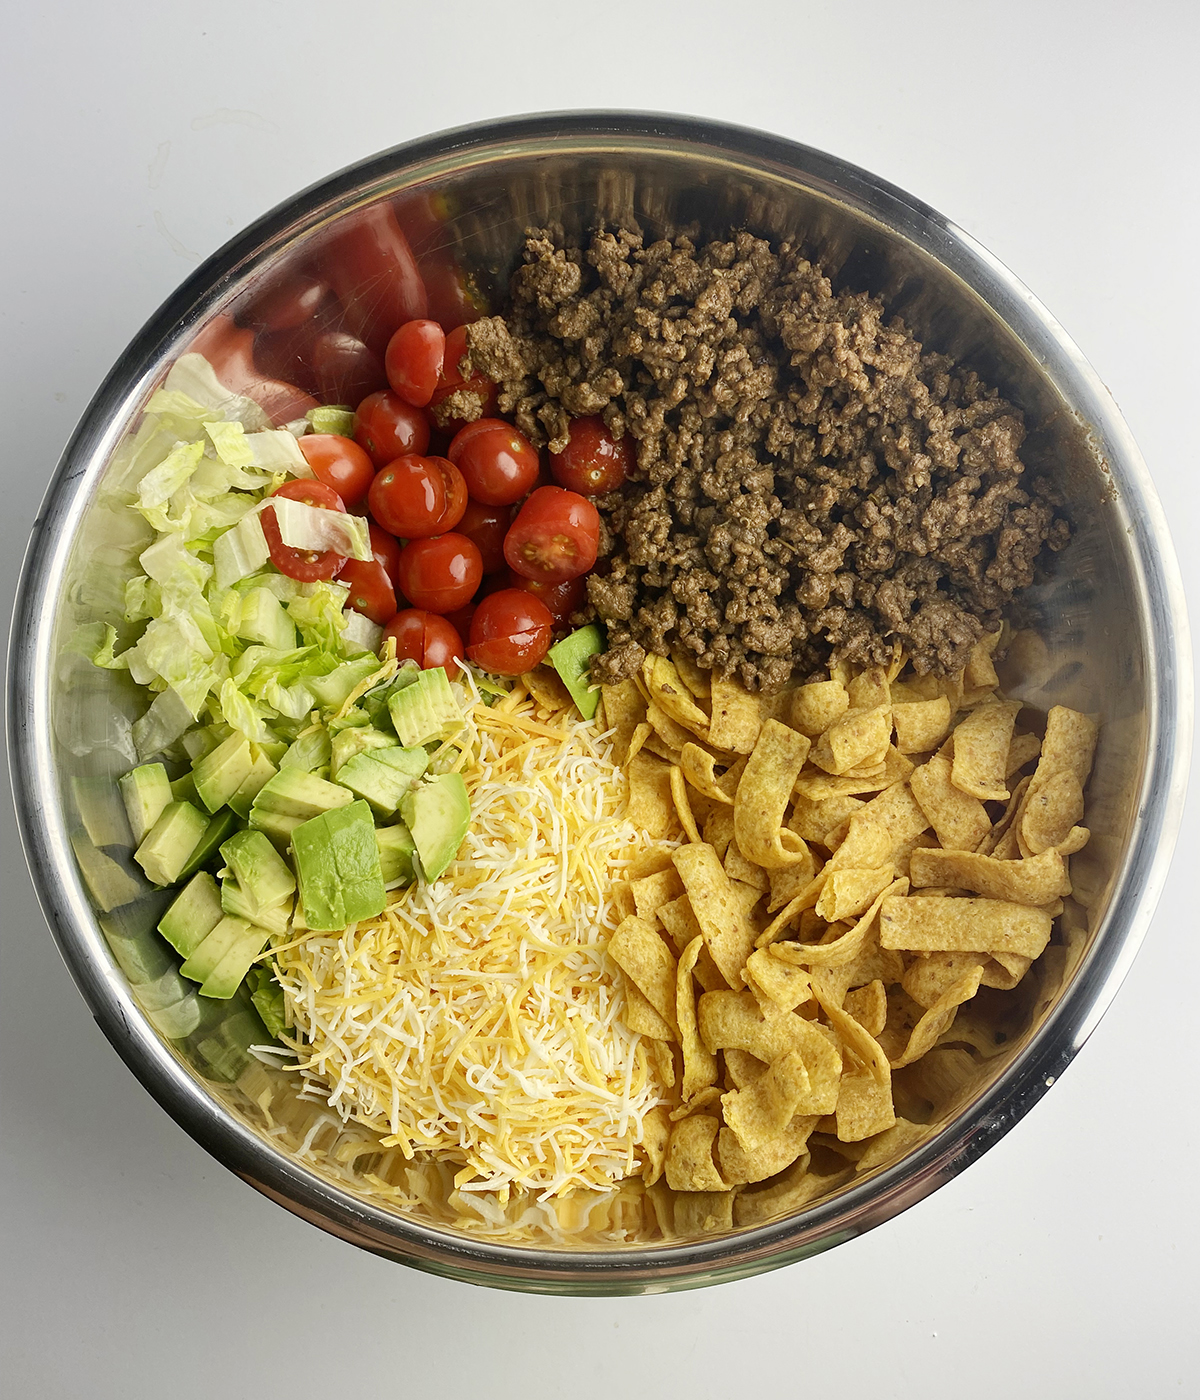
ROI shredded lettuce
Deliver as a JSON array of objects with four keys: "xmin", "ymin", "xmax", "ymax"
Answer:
[
  {"xmin": 269, "ymin": 496, "xmax": 371, "ymax": 560},
  {"xmin": 305, "ymin": 405, "xmax": 356, "ymax": 437}
]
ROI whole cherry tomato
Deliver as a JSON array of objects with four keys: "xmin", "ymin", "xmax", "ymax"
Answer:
[
  {"xmin": 505, "ymin": 571, "xmax": 587, "ymax": 627},
  {"xmin": 396, "ymin": 534, "xmax": 483, "ymax": 615},
  {"xmin": 262, "ymin": 478, "xmax": 347, "ymax": 582},
  {"xmin": 385, "ymin": 320, "xmax": 446, "ymax": 408},
  {"xmin": 504, "ymin": 486, "xmax": 600, "ymax": 584},
  {"xmin": 549, "ymin": 415, "xmax": 635, "ymax": 495},
  {"xmin": 456, "ymin": 498, "xmax": 511, "ymax": 575},
  {"xmin": 298, "ymin": 434, "xmax": 376, "ymax": 508},
  {"xmin": 339, "ymin": 558, "xmax": 397, "ymax": 625},
  {"xmin": 354, "ymin": 390, "xmax": 431, "ymax": 468},
  {"xmin": 467, "ymin": 590, "xmax": 554, "ymax": 676},
  {"xmin": 428, "ymin": 324, "xmax": 497, "ymax": 423},
  {"xmin": 320, "ymin": 203, "xmax": 429, "ymax": 356},
  {"xmin": 383, "ymin": 609, "xmax": 464, "ymax": 679},
  {"xmin": 442, "ymin": 601, "xmax": 477, "ymax": 640},
  {"xmin": 368, "ymin": 521, "xmax": 403, "ymax": 589},
  {"xmin": 448, "ymin": 419, "xmax": 540, "ymax": 506},
  {"xmin": 368, "ymin": 456, "xmax": 467, "ymax": 539},
  {"xmin": 311, "ymin": 330, "xmax": 387, "ymax": 408}
]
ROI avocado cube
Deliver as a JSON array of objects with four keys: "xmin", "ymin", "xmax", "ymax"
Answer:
[
  {"xmin": 400, "ymin": 773, "xmax": 470, "ymax": 882},
  {"xmin": 377, "ymin": 821, "xmax": 417, "ymax": 887},
  {"xmin": 179, "ymin": 914, "xmax": 255, "ymax": 985},
  {"xmin": 387, "ymin": 666, "xmax": 461, "ymax": 748},
  {"xmin": 249, "ymin": 967, "xmax": 287, "ymax": 1039},
  {"xmin": 192, "ymin": 733, "xmax": 255, "ymax": 814},
  {"xmin": 221, "ymin": 879, "xmax": 292, "ymax": 936},
  {"xmin": 72, "ymin": 834, "xmax": 143, "ymax": 913},
  {"xmin": 158, "ymin": 871, "xmax": 225, "ymax": 956},
  {"xmin": 250, "ymin": 767, "xmax": 354, "ymax": 822},
  {"xmin": 227, "ymin": 746, "xmax": 278, "ymax": 819},
  {"xmin": 330, "ymin": 723, "xmax": 397, "ymax": 780},
  {"xmin": 170, "ymin": 772, "xmax": 198, "ymax": 806},
  {"xmin": 118, "ymin": 763, "xmax": 172, "ymax": 845},
  {"xmin": 181, "ymin": 723, "xmax": 232, "ymax": 763},
  {"xmin": 338, "ymin": 746, "xmax": 429, "ymax": 817},
  {"xmin": 548, "ymin": 624, "xmax": 605, "ymax": 719},
  {"xmin": 291, "ymin": 799, "xmax": 386, "ymax": 931},
  {"xmin": 219, "ymin": 828, "xmax": 296, "ymax": 911},
  {"xmin": 199, "ymin": 924, "xmax": 270, "ymax": 1000},
  {"xmin": 178, "ymin": 809, "xmax": 240, "ymax": 881},
  {"xmin": 134, "ymin": 802, "xmax": 209, "ymax": 887}
]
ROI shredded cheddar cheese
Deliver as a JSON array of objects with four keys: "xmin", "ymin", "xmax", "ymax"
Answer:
[{"xmin": 272, "ymin": 679, "xmax": 666, "ymax": 1201}]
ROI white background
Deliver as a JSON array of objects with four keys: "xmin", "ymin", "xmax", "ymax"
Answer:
[{"xmin": 3, "ymin": 2, "xmax": 1197, "ymax": 1395}]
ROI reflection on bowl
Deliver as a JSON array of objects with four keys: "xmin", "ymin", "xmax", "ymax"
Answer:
[{"xmin": 8, "ymin": 113, "xmax": 1191, "ymax": 1294}]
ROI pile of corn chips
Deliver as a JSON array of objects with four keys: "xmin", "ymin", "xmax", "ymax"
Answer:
[{"xmin": 528, "ymin": 631, "xmax": 1098, "ymax": 1236}]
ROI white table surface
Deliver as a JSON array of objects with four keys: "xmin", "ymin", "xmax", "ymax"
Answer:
[{"xmin": 3, "ymin": 3, "xmax": 1197, "ymax": 1395}]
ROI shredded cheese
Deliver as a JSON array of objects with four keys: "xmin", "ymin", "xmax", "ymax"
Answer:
[{"xmin": 272, "ymin": 678, "xmax": 666, "ymax": 1201}]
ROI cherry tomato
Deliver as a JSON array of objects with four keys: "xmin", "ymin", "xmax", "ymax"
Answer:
[
  {"xmin": 504, "ymin": 486, "xmax": 600, "ymax": 584},
  {"xmin": 368, "ymin": 521, "xmax": 402, "ymax": 588},
  {"xmin": 298, "ymin": 434, "xmax": 376, "ymax": 508},
  {"xmin": 396, "ymin": 534, "xmax": 483, "ymax": 615},
  {"xmin": 368, "ymin": 456, "xmax": 467, "ymax": 539},
  {"xmin": 320, "ymin": 204, "xmax": 428, "ymax": 356},
  {"xmin": 238, "ymin": 272, "xmax": 329, "ymax": 332},
  {"xmin": 448, "ymin": 419, "xmax": 540, "ymax": 506},
  {"xmin": 354, "ymin": 390, "xmax": 431, "ymax": 467},
  {"xmin": 467, "ymin": 590, "xmax": 554, "ymax": 676},
  {"xmin": 383, "ymin": 609, "xmax": 464, "ymax": 679},
  {"xmin": 262, "ymin": 478, "xmax": 347, "ymax": 582},
  {"xmin": 385, "ymin": 319, "xmax": 446, "ymax": 408},
  {"xmin": 506, "ymin": 571, "xmax": 587, "ymax": 627},
  {"xmin": 456, "ymin": 498, "xmax": 511, "ymax": 575},
  {"xmin": 339, "ymin": 558, "xmax": 397, "ymax": 625},
  {"xmin": 311, "ymin": 330, "xmax": 387, "ymax": 407},
  {"xmin": 428, "ymin": 324, "xmax": 496, "ymax": 421},
  {"xmin": 443, "ymin": 601, "xmax": 477, "ymax": 640},
  {"xmin": 549, "ymin": 416, "xmax": 635, "ymax": 495}
]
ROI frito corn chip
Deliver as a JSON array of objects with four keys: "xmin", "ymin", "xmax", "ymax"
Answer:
[
  {"xmin": 647, "ymin": 699, "xmax": 698, "ymax": 756},
  {"xmin": 733, "ymin": 1160, "xmax": 847, "ymax": 1227},
  {"xmin": 880, "ymin": 895, "xmax": 1054, "ymax": 959},
  {"xmin": 984, "ymin": 951, "xmax": 1033, "ymax": 990},
  {"xmin": 601, "ymin": 679, "xmax": 645, "ymax": 764},
  {"xmin": 626, "ymin": 721, "xmax": 652, "ymax": 765},
  {"xmin": 951, "ymin": 699, "xmax": 1021, "ymax": 802},
  {"xmin": 816, "ymin": 866, "xmax": 897, "ymax": 924},
  {"xmin": 890, "ymin": 962, "xmax": 985, "ymax": 1068},
  {"xmin": 789, "ymin": 680, "xmax": 850, "ymax": 737},
  {"xmin": 853, "ymin": 1118, "xmax": 929, "ymax": 1174},
  {"xmin": 794, "ymin": 746, "xmax": 912, "ymax": 800},
  {"xmin": 834, "ymin": 1065, "xmax": 896, "ymax": 1142},
  {"xmin": 664, "ymin": 1113, "xmax": 726, "ymax": 1192},
  {"xmin": 702, "ymin": 805, "xmax": 736, "ymax": 861},
  {"xmin": 639, "ymin": 1105, "xmax": 673, "ymax": 1185},
  {"xmin": 669, "ymin": 765, "xmax": 702, "ymax": 843},
  {"xmin": 734, "ymin": 719, "xmax": 812, "ymax": 868},
  {"xmin": 811, "ymin": 705, "xmax": 893, "ymax": 776},
  {"xmin": 756, "ymin": 869, "xmax": 830, "ymax": 947},
  {"xmin": 902, "ymin": 951, "xmax": 989, "ymax": 1008},
  {"xmin": 723, "ymin": 1047, "xmax": 766, "ymax": 1090},
  {"xmin": 964, "ymin": 631, "xmax": 1002, "ymax": 690},
  {"xmin": 723, "ymin": 836, "xmax": 770, "ymax": 891},
  {"xmin": 788, "ymin": 793, "xmax": 866, "ymax": 845},
  {"xmin": 521, "ymin": 666, "xmax": 573, "ymax": 712},
  {"xmin": 679, "ymin": 742, "xmax": 734, "ymax": 805},
  {"xmin": 909, "ymin": 844, "xmax": 1072, "ymax": 905},
  {"xmin": 977, "ymin": 774, "xmax": 1032, "ymax": 857},
  {"xmin": 910, "ymin": 753, "xmax": 993, "ymax": 851},
  {"xmin": 847, "ymin": 666, "xmax": 891, "ymax": 711},
  {"xmin": 671, "ymin": 648, "xmax": 711, "ymax": 698},
  {"xmin": 656, "ymin": 897, "xmax": 725, "ymax": 991},
  {"xmin": 622, "ymin": 979, "xmax": 675, "ymax": 1040},
  {"xmin": 776, "ymin": 879, "xmax": 902, "ymax": 970},
  {"xmin": 646, "ymin": 655, "xmax": 712, "ymax": 736},
  {"xmin": 844, "ymin": 980, "xmax": 888, "ymax": 1038},
  {"xmin": 677, "ymin": 937, "xmax": 719, "ymax": 1102},
  {"xmin": 673, "ymin": 843, "xmax": 758, "ymax": 989},
  {"xmin": 610, "ymin": 915, "xmax": 679, "ymax": 1035},
  {"xmin": 717, "ymin": 1113, "xmax": 818, "ymax": 1186},
  {"xmin": 647, "ymin": 1036, "xmax": 677, "ymax": 1087},
  {"xmin": 669, "ymin": 1086, "xmax": 722, "ymax": 1122},
  {"xmin": 1006, "ymin": 731, "xmax": 1042, "ymax": 776},
  {"xmin": 1020, "ymin": 768, "xmax": 1085, "ymax": 855},
  {"xmin": 766, "ymin": 847, "xmax": 820, "ymax": 913},
  {"xmin": 835, "ymin": 782, "xmax": 930, "ymax": 869},
  {"xmin": 743, "ymin": 948, "xmax": 814, "ymax": 1012},
  {"xmin": 631, "ymin": 868, "xmax": 684, "ymax": 920},
  {"xmin": 892, "ymin": 696, "xmax": 953, "ymax": 754},
  {"xmin": 721, "ymin": 1049, "xmax": 812, "ymax": 1151},
  {"xmin": 627, "ymin": 752, "xmax": 677, "ymax": 839},
  {"xmin": 673, "ymin": 1189, "xmax": 735, "ymax": 1233},
  {"xmin": 708, "ymin": 672, "xmax": 764, "ymax": 754},
  {"xmin": 627, "ymin": 844, "xmax": 679, "ymax": 880}
]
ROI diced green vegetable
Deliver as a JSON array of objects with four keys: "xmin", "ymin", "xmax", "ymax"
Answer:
[
  {"xmin": 338, "ymin": 746, "xmax": 429, "ymax": 816},
  {"xmin": 221, "ymin": 880, "xmax": 292, "ymax": 936},
  {"xmin": 400, "ymin": 773, "xmax": 470, "ymax": 882},
  {"xmin": 134, "ymin": 802, "xmax": 209, "ymax": 887},
  {"xmin": 219, "ymin": 828, "xmax": 296, "ymax": 911},
  {"xmin": 158, "ymin": 871, "xmax": 225, "ymax": 957},
  {"xmin": 192, "ymin": 733, "xmax": 255, "ymax": 814},
  {"xmin": 118, "ymin": 763, "xmax": 172, "ymax": 845},
  {"xmin": 291, "ymin": 800, "xmax": 386, "ymax": 930},
  {"xmin": 178, "ymin": 809, "xmax": 240, "ymax": 881},
  {"xmin": 548, "ymin": 624, "xmax": 605, "ymax": 719},
  {"xmin": 388, "ymin": 666, "xmax": 461, "ymax": 747},
  {"xmin": 179, "ymin": 914, "xmax": 254, "ymax": 985},
  {"xmin": 377, "ymin": 821, "xmax": 416, "ymax": 887}
]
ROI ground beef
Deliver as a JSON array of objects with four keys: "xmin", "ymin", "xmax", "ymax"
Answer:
[{"xmin": 466, "ymin": 228, "xmax": 1069, "ymax": 691}]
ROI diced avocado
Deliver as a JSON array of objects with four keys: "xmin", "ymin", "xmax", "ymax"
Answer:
[
  {"xmin": 330, "ymin": 723, "xmax": 397, "ymax": 779},
  {"xmin": 221, "ymin": 879, "xmax": 292, "ymax": 936},
  {"xmin": 192, "ymin": 733, "xmax": 255, "ymax": 814},
  {"xmin": 159, "ymin": 871, "xmax": 225, "ymax": 956},
  {"xmin": 247, "ymin": 808, "xmax": 306, "ymax": 847},
  {"xmin": 74, "ymin": 776, "xmax": 134, "ymax": 849},
  {"xmin": 291, "ymin": 799, "xmax": 386, "ymax": 931},
  {"xmin": 118, "ymin": 763, "xmax": 172, "ymax": 844},
  {"xmin": 180, "ymin": 723, "xmax": 233, "ymax": 763},
  {"xmin": 178, "ymin": 809, "xmax": 240, "ymax": 881},
  {"xmin": 236, "ymin": 587, "xmax": 297, "ymax": 651},
  {"xmin": 134, "ymin": 801, "xmax": 209, "ymax": 887},
  {"xmin": 361, "ymin": 661, "xmax": 422, "ymax": 731},
  {"xmin": 220, "ymin": 828, "xmax": 296, "ymax": 911},
  {"xmin": 179, "ymin": 914, "xmax": 254, "ymax": 985},
  {"xmin": 199, "ymin": 923, "xmax": 269, "ymax": 999},
  {"xmin": 170, "ymin": 772, "xmax": 198, "ymax": 805},
  {"xmin": 376, "ymin": 821, "xmax": 416, "ymax": 887},
  {"xmin": 250, "ymin": 767, "xmax": 354, "ymax": 825},
  {"xmin": 279, "ymin": 727, "xmax": 332, "ymax": 776},
  {"xmin": 305, "ymin": 655, "xmax": 381, "ymax": 711},
  {"xmin": 249, "ymin": 965, "xmax": 287, "ymax": 1038},
  {"xmin": 227, "ymin": 745, "xmax": 278, "ymax": 819},
  {"xmin": 388, "ymin": 666, "xmax": 462, "ymax": 748},
  {"xmin": 400, "ymin": 773, "xmax": 470, "ymax": 882},
  {"xmin": 257, "ymin": 738, "xmax": 289, "ymax": 764},
  {"xmin": 338, "ymin": 746, "xmax": 429, "ymax": 816},
  {"xmin": 548, "ymin": 624, "xmax": 605, "ymax": 719}
]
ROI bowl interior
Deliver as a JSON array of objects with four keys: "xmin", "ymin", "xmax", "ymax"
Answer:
[{"xmin": 29, "ymin": 121, "xmax": 1168, "ymax": 1288}]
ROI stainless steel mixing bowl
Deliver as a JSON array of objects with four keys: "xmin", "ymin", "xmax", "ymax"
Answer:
[{"xmin": 7, "ymin": 112, "xmax": 1193, "ymax": 1294}]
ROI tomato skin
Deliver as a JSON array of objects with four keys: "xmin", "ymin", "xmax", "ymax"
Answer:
[
  {"xmin": 505, "ymin": 570, "xmax": 587, "ymax": 627},
  {"xmin": 456, "ymin": 498, "xmax": 511, "ymax": 575},
  {"xmin": 428, "ymin": 324, "xmax": 496, "ymax": 422},
  {"xmin": 549, "ymin": 416, "xmax": 635, "ymax": 495},
  {"xmin": 320, "ymin": 203, "xmax": 428, "ymax": 355},
  {"xmin": 448, "ymin": 421, "xmax": 540, "ymax": 506},
  {"xmin": 339, "ymin": 558, "xmax": 397, "ymax": 625},
  {"xmin": 467, "ymin": 590, "xmax": 554, "ymax": 676},
  {"xmin": 299, "ymin": 434, "xmax": 376, "ymax": 508},
  {"xmin": 262, "ymin": 479, "xmax": 347, "ymax": 582},
  {"xmin": 504, "ymin": 486, "xmax": 601, "ymax": 584},
  {"xmin": 443, "ymin": 602, "xmax": 477, "ymax": 640},
  {"xmin": 396, "ymin": 534, "xmax": 483, "ymax": 615},
  {"xmin": 367, "ymin": 456, "xmax": 467, "ymax": 539},
  {"xmin": 368, "ymin": 521, "xmax": 402, "ymax": 588},
  {"xmin": 354, "ymin": 390, "xmax": 431, "ymax": 468},
  {"xmin": 385, "ymin": 320, "xmax": 446, "ymax": 408},
  {"xmin": 383, "ymin": 609, "xmax": 463, "ymax": 679}
]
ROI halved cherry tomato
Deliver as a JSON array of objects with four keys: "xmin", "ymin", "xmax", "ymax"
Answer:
[
  {"xmin": 505, "ymin": 571, "xmax": 587, "ymax": 627},
  {"xmin": 298, "ymin": 434, "xmax": 376, "ymax": 508},
  {"xmin": 311, "ymin": 330, "xmax": 387, "ymax": 408},
  {"xmin": 396, "ymin": 534, "xmax": 483, "ymax": 615},
  {"xmin": 504, "ymin": 486, "xmax": 600, "ymax": 584},
  {"xmin": 448, "ymin": 420, "xmax": 540, "ymax": 506},
  {"xmin": 428, "ymin": 324, "xmax": 496, "ymax": 423},
  {"xmin": 320, "ymin": 204, "xmax": 429, "ymax": 356},
  {"xmin": 354, "ymin": 390, "xmax": 431, "ymax": 468},
  {"xmin": 368, "ymin": 521, "xmax": 402, "ymax": 589},
  {"xmin": 262, "ymin": 479, "xmax": 347, "ymax": 582},
  {"xmin": 368, "ymin": 456, "xmax": 467, "ymax": 539},
  {"xmin": 385, "ymin": 319, "xmax": 446, "ymax": 408},
  {"xmin": 549, "ymin": 415, "xmax": 635, "ymax": 495},
  {"xmin": 339, "ymin": 558, "xmax": 397, "ymax": 625},
  {"xmin": 467, "ymin": 590, "xmax": 554, "ymax": 676},
  {"xmin": 383, "ymin": 609, "xmax": 463, "ymax": 679},
  {"xmin": 456, "ymin": 498, "xmax": 511, "ymax": 575}
]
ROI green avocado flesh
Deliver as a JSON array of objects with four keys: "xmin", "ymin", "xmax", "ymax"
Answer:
[
  {"xmin": 400, "ymin": 772, "xmax": 470, "ymax": 882},
  {"xmin": 548, "ymin": 624, "xmax": 604, "ymax": 719},
  {"xmin": 291, "ymin": 799, "xmax": 386, "ymax": 931},
  {"xmin": 159, "ymin": 871, "xmax": 225, "ymax": 957}
]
